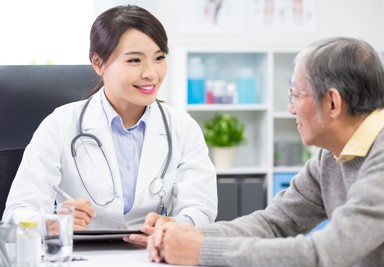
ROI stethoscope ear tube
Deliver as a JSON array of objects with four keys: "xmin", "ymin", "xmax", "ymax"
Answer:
[
  {"xmin": 155, "ymin": 99, "xmax": 172, "ymax": 179},
  {"xmin": 71, "ymin": 133, "xmax": 103, "ymax": 157},
  {"xmin": 71, "ymin": 97, "xmax": 93, "ymax": 157},
  {"xmin": 150, "ymin": 177, "xmax": 163, "ymax": 195}
]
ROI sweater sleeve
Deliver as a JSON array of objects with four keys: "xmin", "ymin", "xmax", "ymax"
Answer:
[
  {"xmin": 199, "ymin": 140, "xmax": 384, "ymax": 267},
  {"xmin": 201, "ymin": 235, "xmax": 317, "ymax": 267}
]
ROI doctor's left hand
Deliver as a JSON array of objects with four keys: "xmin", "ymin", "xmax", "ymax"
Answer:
[
  {"xmin": 123, "ymin": 212, "xmax": 175, "ymax": 248},
  {"xmin": 63, "ymin": 199, "xmax": 96, "ymax": 230}
]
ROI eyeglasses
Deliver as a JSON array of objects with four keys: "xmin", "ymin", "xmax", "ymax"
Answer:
[{"xmin": 288, "ymin": 88, "xmax": 309, "ymax": 106}]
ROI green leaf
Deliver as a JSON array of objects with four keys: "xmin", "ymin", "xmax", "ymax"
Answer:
[{"xmin": 203, "ymin": 113, "xmax": 246, "ymax": 147}]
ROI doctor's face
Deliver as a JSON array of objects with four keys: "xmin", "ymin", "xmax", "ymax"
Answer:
[{"xmin": 97, "ymin": 28, "xmax": 167, "ymax": 109}]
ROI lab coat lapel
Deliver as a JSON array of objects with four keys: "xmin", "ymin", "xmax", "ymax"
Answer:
[
  {"xmin": 136, "ymin": 102, "xmax": 169, "ymax": 196},
  {"xmin": 80, "ymin": 91, "xmax": 121, "ymax": 192}
]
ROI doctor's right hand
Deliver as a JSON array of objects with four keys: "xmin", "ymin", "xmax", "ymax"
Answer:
[{"xmin": 63, "ymin": 198, "xmax": 96, "ymax": 230}]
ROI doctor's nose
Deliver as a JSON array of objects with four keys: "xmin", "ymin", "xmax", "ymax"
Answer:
[{"xmin": 141, "ymin": 63, "xmax": 157, "ymax": 81}]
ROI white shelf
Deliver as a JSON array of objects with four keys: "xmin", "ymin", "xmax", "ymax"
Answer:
[
  {"xmin": 170, "ymin": 48, "xmax": 307, "ymax": 204},
  {"xmin": 273, "ymin": 166, "xmax": 303, "ymax": 173},
  {"xmin": 188, "ymin": 104, "xmax": 268, "ymax": 111},
  {"xmin": 216, "ymin": 166, "xmax": 268, "ymax": 176}
]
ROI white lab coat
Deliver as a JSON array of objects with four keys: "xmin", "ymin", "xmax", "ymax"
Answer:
[{"xmin": 3, "ymin": 90, "xmax": 217, "ymax": 229}]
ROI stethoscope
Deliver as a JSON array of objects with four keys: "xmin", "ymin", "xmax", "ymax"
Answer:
[{"xmin": 70, "ymin": 96, "xmax": 172, "ymax": 216}]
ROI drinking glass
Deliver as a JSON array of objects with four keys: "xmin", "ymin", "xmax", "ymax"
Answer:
[
  {"xmin": 0, "ymin": 221, "xmax": 17, "ymax": 267},
  {"xmin": 42, "ymin": 204, "xmax": 74, "ymax": 267}
]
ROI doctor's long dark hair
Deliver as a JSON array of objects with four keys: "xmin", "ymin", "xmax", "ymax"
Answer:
[{"xmin": 88, "ymin": 5, "xmax": 169, "ymax": 96}]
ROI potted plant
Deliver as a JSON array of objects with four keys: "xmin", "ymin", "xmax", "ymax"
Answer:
[{"xmin": 203, "ymin": 113, "xmax": 246, "ymax": 168}]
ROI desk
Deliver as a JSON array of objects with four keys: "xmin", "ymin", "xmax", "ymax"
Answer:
[{"xmin": 72, "ymin": 240, "xmax": 194, "ymax": 267}]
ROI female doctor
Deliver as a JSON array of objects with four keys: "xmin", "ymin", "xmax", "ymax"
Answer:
[{"xmin": 3, "ymin": 5, "xmax": 217, "ymax": 246}]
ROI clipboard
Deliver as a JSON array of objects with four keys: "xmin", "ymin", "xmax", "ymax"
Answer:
[{"xmin": 73, "ymin": 229, "xmax": 143, "ymax": 241}]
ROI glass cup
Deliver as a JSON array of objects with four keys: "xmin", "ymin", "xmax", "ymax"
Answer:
[
  {"xmin": 42, "ymin": 204, "xmax": 74, "ymax": 267},
  {"xmin": 0, "ymin": 222, "xmax": 17, "ymax": 267}
]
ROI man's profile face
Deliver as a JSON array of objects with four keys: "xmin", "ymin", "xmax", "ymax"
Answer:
[{"xmin": 289, "ymin": 65, "xmax": 327, "ymax": 147}]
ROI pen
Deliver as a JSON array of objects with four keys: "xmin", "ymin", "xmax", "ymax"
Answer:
[{"xmin": 53, "ymin": 186, "xmax": 74, "ymax": 201}]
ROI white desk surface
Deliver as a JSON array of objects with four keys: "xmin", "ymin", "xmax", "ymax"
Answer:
[{"xmin": 72, "ymin": 240, "xmax": 195, "ymax": 267}]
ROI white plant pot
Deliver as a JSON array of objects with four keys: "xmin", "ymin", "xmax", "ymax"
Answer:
[{"xmin": 211, "ymin": 147, "xmax": 235, "ymax": 169}]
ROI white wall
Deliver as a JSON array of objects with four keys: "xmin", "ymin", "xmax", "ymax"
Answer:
[
  {"xmin": 0, "ymin": 0, "xmax": 381, "ymax": 63},
  {"xmin": 381, "ymin": 0, "xmax": 384, "ymax": 48},
  {"xmin": 152, "ymin": 0, "xmax": 383, "ymax": 49},
  {"xmin": 1, "ymin": 0, "xmax": 382, "ymax": 62}
]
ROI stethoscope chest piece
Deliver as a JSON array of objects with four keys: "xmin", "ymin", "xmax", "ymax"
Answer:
[
  {"xmin": 150, "ymin": 177, "xmax": 164, "ymax": 196},
  {"xmin": 150, "ymin": 176, "xmax": 167, "ymax": 216}
]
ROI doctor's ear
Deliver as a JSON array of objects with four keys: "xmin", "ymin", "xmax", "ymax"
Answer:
[{"xmin": 91, "ymin": 54, "xmax": 104, "ymax": 76}]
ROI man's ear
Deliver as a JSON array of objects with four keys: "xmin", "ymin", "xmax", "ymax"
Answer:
[
  {"xmin": 91, "ymin": 53, "xmax": 103, "ymax": 76},
  {"xmin": 327, "ymin": 88, "xmax": 343, "ymax": 118}
]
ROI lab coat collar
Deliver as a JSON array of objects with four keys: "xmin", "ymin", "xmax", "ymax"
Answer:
[
  {"xmin": 136, "ymin": 100, "xmax": 169, "ymax": 196},
  {"xmin": 81, "ymin": 90, "xmax": 108, "ymax": 131}
]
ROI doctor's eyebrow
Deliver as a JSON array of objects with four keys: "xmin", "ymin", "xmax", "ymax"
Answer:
[{"xmin": 124, "ymin": 49, "xmax": 164, "ymax": 56}]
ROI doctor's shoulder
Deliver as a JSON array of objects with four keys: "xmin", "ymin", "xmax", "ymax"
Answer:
[
  {"xmin": 32, "ymin": 99, "xmax": 88, "ymax": 137},
  {"xmin": 22, "ymin": 98, "xmax": 88, "ymax": 158},
  {"xmin": 158, "ymin": 101, "xmax": 201, "ymax": 133},
  {"xmin": 158, "ymin": 102, "xmax": 206, "ymax": 150}
]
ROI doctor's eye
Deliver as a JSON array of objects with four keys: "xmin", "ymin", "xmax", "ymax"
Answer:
[
  {"xmin": 127, "ymin": 58, "xmax": 141, "ymax": 64},
  {"xmin": 156, "ymin": 55, "xmax": 166, "ymax": 61}
]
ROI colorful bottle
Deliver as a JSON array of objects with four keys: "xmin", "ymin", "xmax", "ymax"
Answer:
[
  {"xmin": 187, "ymin": 57, "xmax": 206, "ymax": 104},
  {"xmin": 236, "ymin": 68, "xmax": 257, "ymax": 104}
]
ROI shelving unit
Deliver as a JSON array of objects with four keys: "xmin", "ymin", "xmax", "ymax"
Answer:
[
  {"xmin": 272, "ymin": 51, "xmax": 304, "ymax": 198},
  {"xmin": 169, "ymin": 47, "xmax": 311, "ymax": 218}
]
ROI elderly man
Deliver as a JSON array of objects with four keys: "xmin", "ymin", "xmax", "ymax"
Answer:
[{"xmin": 146, "ymin": 37, "xmax": 384, "ymax": 267}]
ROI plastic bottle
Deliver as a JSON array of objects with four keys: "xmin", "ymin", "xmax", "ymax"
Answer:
[
  {"xmin": 212, "ymin": 80, "xmax": 226, "ymax": 104},
  {"xmin": 16, "ymin": 221, "xmax": 41, "ymax": 267},
  {"xmin": 225, "ymin": 83, "xmax": 237, "ymax": 104},
  {"xmin": 236, "ymin": 68, "xmax": 257, "ymax": 104},
  {"xmin": 205, "ymin": 57, "xmax": 220, "ymax": 81},
  {"xmin": 205, "ymin": 80, "xmax": 215, "ymax": 104},
  {"xmin": 205, "ymin": 58, "xmax": 219, "ymax": 104},
  {"xmin": 187, "ymin": 57, "xmax": 206, "ymax": 104}
]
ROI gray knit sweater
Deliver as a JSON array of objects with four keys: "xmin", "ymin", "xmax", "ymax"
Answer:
[{"xmin": 199, "ymin": 129, "xmax": 384, "ymax": 267}]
